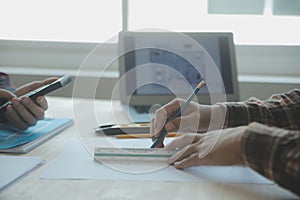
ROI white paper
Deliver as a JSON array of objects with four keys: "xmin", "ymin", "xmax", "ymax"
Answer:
[
  {"xmin": 0, "ymin": 156, "xmax": 45, "ymax": 191},
  {"xmin": 41, "ymin": 137, "xmax": 273, "ymax": 184}
]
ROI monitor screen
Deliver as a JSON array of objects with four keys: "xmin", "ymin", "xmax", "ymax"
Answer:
[{"xmin": 118, "ymin": 31, "xmax": 239, "ymax": 105}]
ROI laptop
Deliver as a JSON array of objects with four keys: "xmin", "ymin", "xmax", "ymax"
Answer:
[{"xmin": 118, "ymin": 31, "xmax": 239, "ymax": 123}]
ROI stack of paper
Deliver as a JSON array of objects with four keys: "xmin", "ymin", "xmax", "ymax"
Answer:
[{"xmin": 0, "ymin": 156, "xmax": 44, "ymax": 191}]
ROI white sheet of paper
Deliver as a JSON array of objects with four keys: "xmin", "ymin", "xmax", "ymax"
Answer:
[
  {"xmin": 41, "ymin": 137, "xmax": 273, "ymax": 184},
  {"xmin": 0, "ymin": 156, "xmax": 45, "ymax": 191}
]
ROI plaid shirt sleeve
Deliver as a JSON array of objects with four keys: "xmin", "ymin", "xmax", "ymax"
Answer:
[
  {"xmin": 242, "ymin": 122, "xmax": 300, "ymax": 196},
  {"xmin": 222, "ymin": 89, "xmax": 300, "ymax": 130},
  {"xmin": 220, "ymin": 89, "xmax": 300, "ymax": 196}
]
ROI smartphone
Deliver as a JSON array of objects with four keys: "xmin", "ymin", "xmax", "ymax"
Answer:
[{"xmin": 0, "ymin": 75, "xmax": 72, "ymax": 113}]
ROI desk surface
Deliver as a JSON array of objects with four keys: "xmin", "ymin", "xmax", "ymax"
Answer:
[{"xmin": 0, "ymin": 97, "xmax": 298, "ymax": 200}]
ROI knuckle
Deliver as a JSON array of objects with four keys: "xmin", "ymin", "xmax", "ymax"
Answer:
[
  {"xmin": 39, "ymin": 100, "xmax": 48, "ymax": 110},
  {"xmin": 172, "ymin": 98, "xmax": 184, "ymax": 104},
  {"xmin": 155, "ymin": 107, "xmax": 165, "ymax": 116},
  {"xmin": 29, "ymin": 119, "xmax": 37, "ymax": 126},
  {"xmin": 37, "ymin": 110, "xmax": 45, "ymax": 120},
  {"xmin": 17, "ymin": 124, "xmax": 29, "ymax": 131}
]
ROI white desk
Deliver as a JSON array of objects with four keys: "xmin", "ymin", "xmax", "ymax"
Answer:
[{"xmin": 0, "ymin": 97, "xmax": 298, "ymax": 200}]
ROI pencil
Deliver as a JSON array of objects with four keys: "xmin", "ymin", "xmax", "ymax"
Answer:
[
  {"xmin": 114, "ymin": 132, "xmax": 179, "ymax": 139},
  {"xmin": 150, "ymin": 80, "xmax": 206, "ymax": 148}
]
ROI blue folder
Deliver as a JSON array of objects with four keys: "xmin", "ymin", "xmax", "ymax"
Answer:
[{"xmin": 0, "ymin": 118, "xmax": 73, "ymax": 153}]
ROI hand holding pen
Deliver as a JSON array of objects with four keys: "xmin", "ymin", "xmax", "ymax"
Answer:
[{"xmin": 150, "ymin": 81, "xmax": 206, "ymax": 148}]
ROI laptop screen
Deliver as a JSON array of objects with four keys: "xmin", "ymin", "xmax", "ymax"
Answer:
[{"xmin": 118, "ymin": 31, "xmax": 239, "ymax": 105}]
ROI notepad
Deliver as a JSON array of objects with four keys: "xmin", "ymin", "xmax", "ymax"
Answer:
[
  {"xmin": 0, "ymin": 156, "xmax": 45, "ymax": 191},
  {"xmin": 0, "ymin": 118, "xmax": 73, "ymax": 153}
]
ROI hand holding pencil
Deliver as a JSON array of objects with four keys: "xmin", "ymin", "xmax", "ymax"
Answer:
[{"xmin": 150, "ymin": 81, "xmax": 206, "ymax": 148}]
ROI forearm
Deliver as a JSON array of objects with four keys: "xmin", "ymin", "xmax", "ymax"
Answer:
[
  {"xmin": 241, "ymin": 122, "xmax": 300, "ymax": 196},
  {"xmin": 222, "ymin": 89, "xmax": 300, "ymax": 130}
]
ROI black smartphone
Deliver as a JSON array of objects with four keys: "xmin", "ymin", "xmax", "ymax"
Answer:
[{"xmin": 0, "ymin": 75, "xmax": 72, "ymax": 112}]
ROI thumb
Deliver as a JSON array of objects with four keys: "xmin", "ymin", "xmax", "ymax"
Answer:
[
  {"xmin": 14, "ymin": 77, "xmax": 58, "ymax": 97},
  {"xmin": 164, "ymin": 121, "xmax": 177, "ymax": 132}
]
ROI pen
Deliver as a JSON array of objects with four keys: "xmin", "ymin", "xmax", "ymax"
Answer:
[
  {"xmin": 94, "ymin": 123, "xmax": 150, "ymax": 135},
  {"xmin": 150, "ymin": 80, "xmax": 206, "ymax": 148},
  {"xmin": 114, "ymin": 132, "xmax": 179, "ymax": 139}
]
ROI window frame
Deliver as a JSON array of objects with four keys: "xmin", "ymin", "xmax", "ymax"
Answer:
[{"xmin": 0, "ymin": 0, "xmax": 299, "ymax": 87}]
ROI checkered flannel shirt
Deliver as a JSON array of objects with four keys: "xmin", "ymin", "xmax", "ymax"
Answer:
[{"xmin": 223, "ymin": 89, "xmax": 300, "ymax": 196}]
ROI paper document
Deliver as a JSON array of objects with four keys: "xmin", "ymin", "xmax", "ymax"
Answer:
[
  {"xmin": 41, "ymin": 138, "xmax": 273, "ymax": 184},
  {"xmin": 0, "ymin": 156, "xmax": 45, "ymax": 191}
]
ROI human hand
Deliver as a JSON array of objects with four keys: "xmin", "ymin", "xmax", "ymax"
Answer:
[
  {"xmin": 166, "ymin": 126, "xmax": 247, "ymax": 169},
  {"xmin": 0, "ymin": 77, "xmax": 57, "ymax": 130},
  {"xmin": 150, "ymin": 98, "xmax": 226, "ymax": 148}
]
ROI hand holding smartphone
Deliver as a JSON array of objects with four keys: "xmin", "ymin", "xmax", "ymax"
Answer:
[{"xmin": 0, "ymin": 75, "xmax": 72, "ymax": 113}]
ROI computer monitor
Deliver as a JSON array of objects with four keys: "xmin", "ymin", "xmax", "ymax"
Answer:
[{"xmin": 118, "ymin": 31, "xmax": 239, "ymax": 122}]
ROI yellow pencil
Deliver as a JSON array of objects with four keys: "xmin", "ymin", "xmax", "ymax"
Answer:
[{"xmin": 114, "ymin": 133, "xmax": 179, "ymax": 139}]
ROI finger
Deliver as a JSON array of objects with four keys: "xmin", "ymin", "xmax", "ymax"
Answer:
[
  {"xmin": 150, "ymin": 118, "xmax": 164, "ymax": 148},
  {"xmin": 165, "ymin": 116, "xmax": 200, "ymax": 135},
  {"xmin": 14, "ymin": 77, "xmax": 58, "ymax": 97},
  {"xmin": 35, "ymin": 96, "xmax": 48, "ymax": 110},
  {"xmin": 197, "ymin": 131, "xmax": 223, "ymax": 159},
  {"xmin": 14, "ymin": 81, "xmax": 44, "ymax": 97},
  {"xmin": 152, "ymin": 98, "xmax": 184, "ymax": 137},
  {"xmin": 164, "ymin": 120, "xmax": 177, "ymax": 132},
  {"xmin": 156, "ymin": 141, "xmax": 164, "ymax": 148},
  {"xmin": 162, "ymin": 98, "xmax": 185, "ymax": 118},
  {"xmin": 173, "ymin": 152, "xmax": 200, "ymax": 169},
  {"xmin": 21, "ymin": 96, "xmax": 45, "ymax": 120},
  {"xmin": 150, "ymin": 117, "xmax": 166, "ymax": 147},
  {"xmin": 43, "ymin": 77, "xmax": 58, "ymax": 85},
  {"xmin": 12, "ymin": 98, "xmax": 37, "ymax": 126},
  {"xmin": 152, "ymin": 108, "xmax": 168, "ymax": 137},
  {"xmin": 168, "ymin": 142, "xmax": 199, "ymax": 164},
  {"xmin": 176, "ymin": 149, "xmax": 222, "ymax": 167},
  {"xmin": 164, "ymin": 104, "xmax": 201, "ymax": 134},
  {"xmin": 4, "ymin": 105, "xmax": 29, "ymax": 130},
  {"xmin": 165, "ymin": 133, "xmax": 200, "ymax": 150},
  {"xmin": 151, "ymin": 133, "xmax": 165, "ymax": 148},
  {"xmin": 0, "ymin": 89, "xmax": 16, "ymax": 101},
  {"xmin": 150, "ymin": 117, "xmax": 156, "ymax": 138},
  {"xmin": 164, "ymin": 116, "xmax": 186, "ymax": 133}
]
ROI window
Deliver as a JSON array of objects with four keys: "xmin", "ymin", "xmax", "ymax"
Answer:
[
  {"xmin": 1, "ymin": 0, "xmax": 299, "ymax": 44},
  {"xmin": 128, "ymin": 0, "xmax": 300, "ymax": 45},
  {"xmin": 0, "ymin": 0, "xmax": 299, "ymax": 77},
  {"xmin": 0, "ymin": 0, "xmax": 122, "ymax": 43}
]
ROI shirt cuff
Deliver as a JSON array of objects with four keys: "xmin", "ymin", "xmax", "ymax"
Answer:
[
  {"xmin": 241, "ymin": 122, "xmax": 289, "ymax": 180},
  {"xmin": 217, "ymin": 102, "xmax": 251, "ymax": 128}
]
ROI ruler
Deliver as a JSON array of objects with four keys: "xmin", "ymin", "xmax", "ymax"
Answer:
[{"xmin": 94, "ymin": 147, "xmax": 177, "ymax": 162}]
